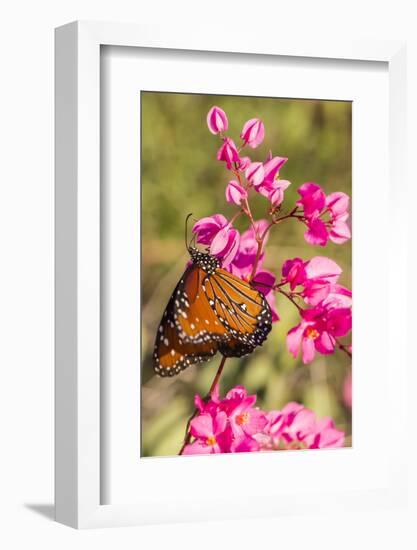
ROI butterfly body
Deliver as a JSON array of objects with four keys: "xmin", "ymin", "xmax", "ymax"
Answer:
[{"xmin": 153, "ymin": 247, "xmax": 272, "ymax": 377}]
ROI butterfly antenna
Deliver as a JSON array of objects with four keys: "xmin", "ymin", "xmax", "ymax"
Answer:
[{"xmin": 185, "ymin": 213, "xmax": 193, "ymax": 251}]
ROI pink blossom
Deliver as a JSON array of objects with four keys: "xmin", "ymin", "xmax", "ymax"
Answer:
[
  {"xmin": 222, "ymin": 386, "xmax": 267, "ymax": 439},
  {"xmin": 305, "ymin": 256, "xmax": 342, "ymax": 283},
  {"xmin": 302, "ymin": 256, "xmax": 343, "ymax": 306},
  {"xmin": 206, "ymin": 106, "xmax": 228, "ymax": 134},
  {"xmin": 322, "ymin": 285, "xmax": 352, "ymax": 309},
  {"xmin": 192, "ymin": 214, "xmax": 228, "ymax": 245},
  {"xmin": 192, "ymin": 214, "xmax": 240, "ymax": 266},
  {"xmin": 287, "ymin": 304, "xmax": 352, "ymax": 364},
  {"xmin": 231, "ymin": 435, "xmax": 261, "ymax": 452},
  {"xmin": 297, "ymin": 185, "xmax": 351, "ymax": 246},
  {"xmin": 304, "ymin": 215, "xmax": 329, "ymax": 246},
  {"xmin": 194, "ymin": 384, "xmax": 220, "ymax": 415},
  {"xmin": 254, "ymin": 155, "xmax": 289, "ymax": 205},
  {"xmin": 182, "ymin": 411, "xmax": 229, "ymax": 454},
  {"xmin": 311, "ymin": 417, "xmax": 345, "ymax": 448},
  {"xmin": 263, "ymin": 155, "xmax": 288, "ymax": 184},
  {"xmin": 217, "ymin": 137, "xmax": 240, "ymax": 169},
  {"xmin": 240, "ymin": 118, "xmax": 265, "ymax": 148},
  {"xmin": 256, "ymin": 402, "xmax": 345, "ymax": 450},
  {"xmin": 297, "ymin": 182, "xmax": 326, "ymax": 218},
  {"xmin": 238, "ymin": 156, "xmax": 251, "ymax": 171},
  {"xmin": 267, "ymin": 180, "xmax": 291, "ymax": 206},
  {"xmin": 210, "ymin": 226, "xmax": 240, "ymax": 266},
  {"xmin": 245, "ymin": 162, "xmax": 265, "ymax": 187},
  {"xmin": 281, "ymin": 258, "xmax": 307, "ymax": 290},
  {"xmin": 225, "ymin": 180, "xmax": 248, "ymax": 205},
  {"xmin": 326, "ymin": 192, "xmax": 351, "ymax": 244},
  {"xmin": 281, "ymin": 256, "xmax": 342, "ymax": 305}
]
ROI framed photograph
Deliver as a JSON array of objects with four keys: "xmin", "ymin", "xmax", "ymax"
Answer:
[{"xmin": 55, "ymin": 21, "xmax": 407, "ymax": 528}]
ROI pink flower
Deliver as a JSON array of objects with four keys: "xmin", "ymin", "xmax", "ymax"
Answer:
[
  {"xmin": 281, "ymin": 258, "xmax": 307, "ymax": 290},
  {"xmin": 245, "ymin": 162, "xmax": 265, "ymax": 187},
  {"xmin": 210, "ymin": 227, "xmax": 240, "ymax": 266},
  {"xmin": 287, "ymin": 304, "xmax": 352, "ymax": 364},
  {"xmin": 281, "ymin": 256, "xmax": 342, "ymax": 305},
  {"xmin": 194, "ymin": 384, "xmax": 220, "ymax": 415},
  {"xmin": 322, "ymin": 285, "xmax": 352, "ymax": 309},
  {"xmin": 302, "ymin": 256, "xmax": 343, "ymax": 306},
  {"xmin": 302, "ymin": 416, "xmax": 345, "ymax": 449},
  {"xmin": 266, "ymin": 180, "xmax": 291, "ymax": 206},
  {"xmin": 326, "ymin": 192, "xmax": 351, "ymax": 244},
  {"xmin": 304, "ymin": 215, "xmax": 329, "ymax": 246},
  {"xmin": 206, "ymin": 106, "xmax": 228, "ymax": 134},
  {"xmin": 256, "ymin": 402, "xmax": 345, "ymax": 450},
  {"xmin": 192, "ymin": 214, "xmax": 240, "ymax": 266},
  {"xmin": 297, "ymin": 182, "xmax": 326, "ymax": 218},
  {"xmin": 221, "ymin": 386, "xmax": 267, "ymax": 439},
  {"xmin": 240, "ymin": 118, "xmax": 265, "ymax": 148},
  {"xmin": 225, "ymin": 180, "xmax": 247, "ymax": 206},
  {"xmin": 182, "ymin": 411, "xmax": 230, "ymax": 454},
  {"xmin": 192, "ymin": 214, "xmax": 228, "ymax": 245},
  {"xmin": 238, "ymin": 156, "xmax": 251, "ymax": 170},
  {"xmin": 262, "ymin": 155, "xmax": 288, "ymax": 184},
  {"xmin": 231, "ymin": 435, "xmax": 261, "ymax": 452},
  {"xmin": 254, "ymin": 155, "xmax": 289, "ymax": 205},
  {"xmin": 296, "ymin": 185, "xmax": 351, "ymax": 246},
  {"xmin": 217, "ymin": 137, "xmax": 240, "ymax": 169}
]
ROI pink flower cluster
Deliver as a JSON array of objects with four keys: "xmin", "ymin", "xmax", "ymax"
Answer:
[
  {"xmin": 207, "ymin": 106, "xmax": 291, "ymax": 210},
  {"xmin": 182, "ymin": 385, "xmax": 344, "ymax": 455},
  {"xmin": 281, "ymin": 256, "xmax": 352, "ymax": 364},
  {"xmin": 297, "ymin": 183, "xmax": 351, "ymax": 246}
]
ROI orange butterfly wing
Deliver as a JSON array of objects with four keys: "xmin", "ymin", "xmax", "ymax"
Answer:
[
  {"xmin": 153, "ymin": 265, "xmax": 228, "ymax": 376},
  {"xmin": 203, "ymin": 268, "xmax": 272, "ymax": 350},
  {"xmin": 153, "ymin": 317, "xmax": 219, "ymax": 377},
  {"xmin": 152, "ymin": 261, "xmax": 272, "ymax": 377},
  {"xmin": 173, "ymin": 266, "xmax": 230, "ymax": 344}
]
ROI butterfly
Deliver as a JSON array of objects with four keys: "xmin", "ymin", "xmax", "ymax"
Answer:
[{"xmin": 153, "ymin": 245, "xmax": 272, "ymax": 377}]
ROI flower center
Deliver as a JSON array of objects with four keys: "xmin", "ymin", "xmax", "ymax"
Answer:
[
  {"xmin": 236, "ymin": 412, "xmax": 249, "ymax": 426},
  {"xmin": 305, "ymin": 326, "xmax": 320, "ymax": 340},
  {"xmin": 206, "ymin": 435, "xmax": 217, "ymax": 446}
]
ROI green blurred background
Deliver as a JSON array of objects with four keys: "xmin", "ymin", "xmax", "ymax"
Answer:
[{"xmin": 141, "ymin": 91, "xmax": 352, "ymax": 457}]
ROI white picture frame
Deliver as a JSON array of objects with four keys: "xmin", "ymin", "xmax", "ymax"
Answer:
[{"xmin": 55, "ymin": 20, "xmax": 407, "ymax": 529}]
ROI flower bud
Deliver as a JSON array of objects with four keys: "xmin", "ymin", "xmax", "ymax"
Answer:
[
  {"xmin": 240, "ymin": 118, "xmax": 265, "ymax": 148},
  {"xmin": 245, "ymin": 162, "xmax": 264, "ymax": 187},
  {"xmin": 217, "ymin": 137, "xmax": 240, "ymax": 169},
  {"xmin": 225, "ymin": 180, "xmax": 247, "ymax": 206},
  {"xmin": 207, "ymin": 106, "xmax": 228, "ymax": 134}
]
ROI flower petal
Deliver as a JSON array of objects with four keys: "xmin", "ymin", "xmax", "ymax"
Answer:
[
  {"xmin": 301, "ymin": 336, "xmax": 316, "ymax": 364},
  {"xmin": 287, "ymin": 324, "xmax": 304, "ymax": 358}
]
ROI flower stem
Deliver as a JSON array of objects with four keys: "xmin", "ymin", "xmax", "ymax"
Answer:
[
  {"xmin": 276, "ymin": 288, "xmax": 303, "ymax": 312},
  {"xmin": 208, "ymin": 355, "xmax": 227, "ymax": 394},
  {"xmin": 337, "ymin": 342, "xmax": 352, "ymax": 359},
  {"xmin": 179, "ymin": 356, "xmax": 227, "ymax": 455}
]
